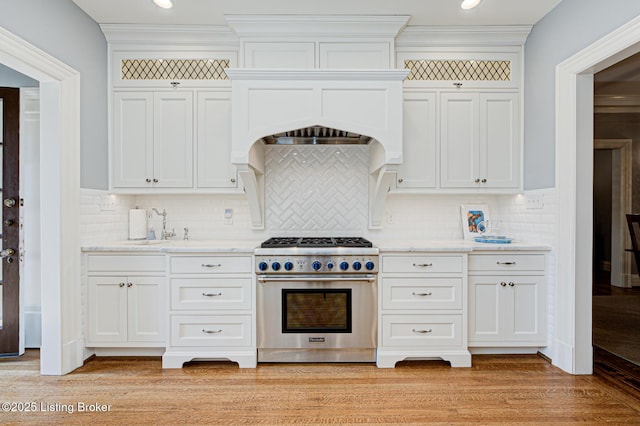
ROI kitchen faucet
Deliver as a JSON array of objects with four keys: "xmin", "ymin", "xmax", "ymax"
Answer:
[{"xmin": 150, "ymin": 208, "xmax": 176, "ymax": 240}]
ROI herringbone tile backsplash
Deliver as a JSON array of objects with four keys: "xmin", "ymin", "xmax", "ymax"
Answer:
[{"xmin": 265, "ymin": 145, "xmax": 369, "ymax": 234}]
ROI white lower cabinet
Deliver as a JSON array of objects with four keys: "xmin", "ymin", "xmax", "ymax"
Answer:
[
  {"xmin": 468, "ymin": 253, "xmax": 547, "ymax": 347},
  {"xmin": 377, "ymin": 253, "xmax": 471, "ymax": 368},
  {"xmin": 86, "ymin": 254, "xmax": 166, "ymax": 347},
  {"xmin": 162, "ymin": 254, "xmax": 256, "ymax": 368}
]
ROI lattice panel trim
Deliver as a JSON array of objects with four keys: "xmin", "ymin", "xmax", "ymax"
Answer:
[
  {"xmin": 121, "ymin": 59, "xmax": 230, "ymax": 80},
  {"xmin": 404, "ymin": 59, "xmax": 511, "ymax": 81}
]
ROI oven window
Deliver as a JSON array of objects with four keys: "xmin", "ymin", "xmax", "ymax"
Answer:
[{"xmin": 282, "ymin": 289, "xmax": 352, "ymax": 333}]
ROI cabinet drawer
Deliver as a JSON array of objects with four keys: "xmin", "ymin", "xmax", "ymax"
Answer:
[
  {"xmin": 382, "ymin": 278, "xmax": 462, "ymax": 310},
  {"xmin": 382, "ymin": 255, "xmax": 463, "ymax": 274},
  {"xmin": 382, "ymin": 314, "xmax": 462, "ymax": 347},
  {"xmin": 170, "ymin": 315, "xmax": 252, "ymax": 347},
  {"xmin": 171, "ymin": 278, "xmax": 252, "ymax": 310},
  {"xmin": 468, "ymin": 254, "xmax": 545, "ymax": 272},
  {"xmin": 170, "ymin": 256, "xmax": 252, "ymax": 274},
  {"xmin": 87, "ymin": 255, "xmax": 165, "ymax": 273}
]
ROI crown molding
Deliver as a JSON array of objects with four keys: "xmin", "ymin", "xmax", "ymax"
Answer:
[
  {"xmin": 396, "ymin": 25, "xmax": 532, "ymax": 47},
  {"xmin": 100, "ymin": 24, "xmax": 238, "ymax": 46},
  {"xmin": 224, "ymin": 14, "xmax": 410, "ymax": 40}
]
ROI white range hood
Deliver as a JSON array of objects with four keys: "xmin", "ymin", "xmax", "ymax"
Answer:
[
  {"xmin": 228, "ymin": 68, "xmax": 407, "ymax": 230},
  {"xmin": 226, "ymin": 15, "xmax": 410, "ymax": 230}
]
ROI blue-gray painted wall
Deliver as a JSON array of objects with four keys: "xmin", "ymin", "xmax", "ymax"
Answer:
[
  {"xmin": 524, "ymin": 0, "xmax": 640, "ymax": 189},
  {"xmin": 0, "ymin": 0, "xmax": 108, "ymax": 190},
  {"xmin": 0, "ymin": 64, "xmax": 38, "ymax": 87}
]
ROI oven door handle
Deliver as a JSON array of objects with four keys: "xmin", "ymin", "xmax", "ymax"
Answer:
[{"xmin": 257, "ymin": 274, "xmax": 376, "ymax": 283}]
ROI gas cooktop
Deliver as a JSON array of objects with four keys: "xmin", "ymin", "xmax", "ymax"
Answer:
[{"xmin": 260, "ymin": 237, "xmax": 373, "ymax": 249}]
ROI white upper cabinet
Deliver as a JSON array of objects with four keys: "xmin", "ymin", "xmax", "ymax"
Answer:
[
  {"xmin": 440, "ymin": 91, "xmax": 519, "ymax": 189},
  {"xmin": 196, "ymin": 90, "xmax": 238, "ymax": 189},
  {"xmin": 112, "ymin": 92, "xmax": 154, "ymax": 188},
  {"xmin": 153, "ymin": 92, "xmax": 194, "ymax": 188},
  {"xmin": 112, "ymin": 91, "xmax": 193, "ymax": 189},
  {"xmin": 396, "ymin": 91, "xmax": 438, "ymax": 189}
]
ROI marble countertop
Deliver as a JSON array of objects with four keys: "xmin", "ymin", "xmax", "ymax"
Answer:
[
  {"xmin": 82, "ymin": 239, "xmax": 550, "ymax": 253},
  {"xmin": 375, "ymin": 239, "xmax": 551, "ymax": 252},
  {"xmin": 81, "ymin": 239, "xmax": 260, "ymax": 253}
]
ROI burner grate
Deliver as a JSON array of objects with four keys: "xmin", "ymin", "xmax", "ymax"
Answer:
[{"xmin": 260, "ymin": 237, "xmax": 373, "ymax": 248}]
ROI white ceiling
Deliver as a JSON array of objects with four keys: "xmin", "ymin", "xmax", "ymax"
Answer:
[{"xmin": 71, "ymin": 0, "xmax": 562, "ymax": 27}]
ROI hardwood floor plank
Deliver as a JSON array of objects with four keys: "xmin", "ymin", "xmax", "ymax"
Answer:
[{"xmin": 0, "ymin": 351, "xmax": 639, "ymax": 425}]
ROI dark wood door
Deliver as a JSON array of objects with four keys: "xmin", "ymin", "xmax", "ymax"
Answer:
[{"xmin": 0, "ymin": 88, "xmax": 20, "ymax": 356}]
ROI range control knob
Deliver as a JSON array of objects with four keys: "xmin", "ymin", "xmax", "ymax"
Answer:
[
  {"xmin": 326, "ymin": 262, "xmax": 334, "ymax": 269},
  {"xmin": 352, "ymin": 261, "xmax": 362, "ymax": 271},
  {"xmin": 271, "ymin": 262, "xmax": 281, "ymax": 271},
  {"xmin": 284, "ymin": 261, "xmax": 294, "ymax": 271},
  {"xmin": 365, "ymin": 261, "xmax": 375, "ymax": 271},
  {"xmin": 312, "ymin": 261, "xmax": 322, "ymax": 271},
  {"xmin": 340, "ymin": 261, "xmax": 349, "ymax": 271},
  {"xmin": 258, "ymin": 262, "xmax": 268, "ymax": 271}
]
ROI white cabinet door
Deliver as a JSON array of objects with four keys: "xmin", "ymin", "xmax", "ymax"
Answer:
[
  {"xmin": 440, "ymin": 91, "xmax": 519, "ymax": 189},
  {"xmin": 480, "ymin": 93, "xmax": 519, "ymax": 188},
  {"xmin": 396, "ymin": 91, "xmax": 437, "ymax": 189},
  {"xmin": 505, "ymin": 276, "xmax": 545, "ymax": 343},
  {"xmin": 468, "ymin": 275, "xmax": 546, "ymax": 345},
  {"xmin": 87, "ymin": 276, "xmax": 128, "ymax": 343},
  {"xmin": 468, "ymin": 276, "xmax": 502, "ymax": 342},
  {"xmin": 196, "ymin": 90, "xmax": 237, "ymax": 188},
  {"xmin": 153, "ymin": 92, "xmax": 193, "ymax": 188},
  {"xmin": 127, "ymin": 276, "xmax": 165, "ymax": 343},
  {"xmin": 112, "ymin": 92, "xmax": 154, "ymax": 188},
  {"xmin": 440, "ymin": 92, "xmax": 479, "ymax": 188}
]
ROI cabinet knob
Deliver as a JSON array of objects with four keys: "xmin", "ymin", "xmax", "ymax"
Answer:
[
  {"xmin": 146, "ymin": 178, "xmax": 152, "ymax": 183},
  {"xmin": 508, "ymin": 282, "xmax": 515, "ymax": 287},
  {"xmin": 500, "ymin": 281, "xmax": 507, "ymax": 287},
  {"xmin": 127, "ymin": 282, "xmax": 133, "ymax": 287},
  {"xmin": 481, "ymin": 178, "xmax": 487, "ymax": 183},
  {"xmin": 153, "ymin": 178, "xmax": 158, "ymax": 183},
  {"xmin": 119, "ymin": 282, "xmax": 125, "ymax": 288},
  {"xmin": 475, "ymin": 178, "xmax": 480, "ymax": 183},
  {"xmin": 398, "ymin": 178, "xmax": 404, "ymax": 183},
  {"xmin": 230, "ymin": 178, "xmax": 236, "ymax": 183},
  {"xmin": 170, "ymin": 81, "xmax": 180, "ymax": 88},
  {"xmin": 453, "ymin": 82, "xmax": 463, "ymax": 89}
]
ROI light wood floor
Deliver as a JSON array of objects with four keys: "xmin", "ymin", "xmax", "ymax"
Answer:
[{"xmin": 1, "ymin": 350, "xmax": 639, "ymax": 425}]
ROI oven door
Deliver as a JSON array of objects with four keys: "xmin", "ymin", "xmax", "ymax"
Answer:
[{"xmin": 257, "ymin": 275, "xmax": 377, "ymax": 360}]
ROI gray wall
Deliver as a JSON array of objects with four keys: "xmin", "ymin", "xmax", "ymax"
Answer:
[
  {"xmin": 0, "ymin": 64, "xmax": 38, "ymax": 87},
  {"xmin": 524, "ymin": 0, "xmax": 640, "ymax": 190},
  {"xmin": 0, "ymin": 0, "xmax": 108, "ymax": 189}
]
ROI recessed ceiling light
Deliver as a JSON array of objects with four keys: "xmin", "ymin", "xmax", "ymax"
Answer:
[
  {"xmin": 153, "ymin": 0, "xmax": 173, "ymax": 9},
  {"xmin": 461, "ymin": 0, "xmax": 482, "ymax": 10}
]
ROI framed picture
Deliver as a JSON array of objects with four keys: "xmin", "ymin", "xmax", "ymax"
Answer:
[{"xmin": 460, "ymin": 204, "xmax": 490, "ymax": 240}]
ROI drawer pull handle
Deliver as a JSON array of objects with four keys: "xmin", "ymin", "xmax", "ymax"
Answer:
[
  {"xmin": 201, "ymin": 263, "xmax": 222, "ymax": 268},
  {"xmin": 201, "ymin": 328, "xmax": 222, "ymax": 334},
  {"xmin": 202, "ymin": 292, "xmax": 222, "ymax": 297},
  {"xmin": 412, "ymin": 292, "xmax": 432, "ymax": 297},
  {"xmin": 413, "ymin": 263, "xmax": 433, "ymax": 268},
  {"xmin": 496, "ymin": 261, "xmax": 516, "ymax": 265},
  {"xmin": 412, "ymin": 328, "xmax": 433, "ymax": 334}
]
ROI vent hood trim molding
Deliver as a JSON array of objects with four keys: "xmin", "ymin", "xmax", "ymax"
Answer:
[{"xmin": 226, "ymin": 68, "xmax": 409, "ymax": 81}]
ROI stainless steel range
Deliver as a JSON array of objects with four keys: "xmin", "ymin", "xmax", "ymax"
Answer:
[{"xmin": 255, "ymin": 237, "xmax": 378, "ymax": 363}]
